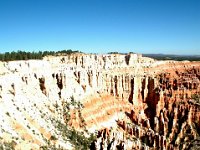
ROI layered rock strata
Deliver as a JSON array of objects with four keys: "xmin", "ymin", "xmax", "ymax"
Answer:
[{"xmin": 0, "ymin": 53, "xmax": 199, "ymax": 149}]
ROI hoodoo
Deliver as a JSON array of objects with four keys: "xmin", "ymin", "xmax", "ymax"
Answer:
[{"xmin": 0, "ymin": 53, "xmax": 200, "ymax": 149}]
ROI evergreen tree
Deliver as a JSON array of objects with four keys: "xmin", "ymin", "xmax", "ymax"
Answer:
[{"xmin": 0, "ymin": 50, "xmax": 82, "ymax": 61}]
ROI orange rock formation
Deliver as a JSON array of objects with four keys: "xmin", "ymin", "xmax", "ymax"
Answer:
[{"xmin": 0, "ymin": 53, "xmax": 199, "ymax": 149}]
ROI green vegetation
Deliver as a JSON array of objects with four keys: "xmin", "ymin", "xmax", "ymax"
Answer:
[
  {"xmin": 40, "ymin": 143, "xmax": 63, "ymax": 150},
  {"xmin": 107, "ymin": 51, "xmax": 136, "ymax": 54},
  {"xmin": 0, "ymin": 50, "xmax": 82, "ymax": 61},
  {"xmin": 191, "ymin": 93, "xmax": 200, "ymax": 103},
  {"xmin": 45, "ymin": 96, "xmax": 96, "ymax": 149},
  {"xmin": 0, "ymin": 95, "xmax": 93, "ymax": 150},
  {"xmin": 0, "ymin": 140, "xmax": 16, "ymax": 150},
  {"xmin": 62, "ymin": 96, "xmax": 84, "ymax": 123},
  {"xmin": 55, "ymin": 121, "xmax": 96, "ymax": 150},
  {"xmin": 50, "ymin": 135, "xmax": 58, "ymax": 141},
  {"xmin": 143, "ymin": 54, "xmax": 200, "ymax": 61},
  {"xmin": 5, "ymin": 112, "xmax": 10, "ymax": 116},
  {"xmin": 107, "ymin": 52, "xmax": 120, "ymax": 54},
  {"xmin": 40, "ymin": 120, "xmax": 96, "ymax": 150},
  {"xmin": 62, "ymin": 96, "xmax": 95, "ymax": 149},
  {"xmin": 70, "ymin": 96, "xmax": 84, "ymax": 109}
]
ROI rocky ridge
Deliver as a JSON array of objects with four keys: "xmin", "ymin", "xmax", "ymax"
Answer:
[{"xmin": 0, "ymin": 53, "xmax": 200, "ymax": 149}]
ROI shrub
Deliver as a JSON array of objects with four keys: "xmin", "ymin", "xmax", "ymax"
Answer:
[{"xmin": 191, "ymin": 93, "xmax": 200, "ymax": 103}]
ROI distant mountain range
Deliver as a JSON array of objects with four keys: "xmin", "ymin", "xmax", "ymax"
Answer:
[{"xmin": 142, "ymin": 54, "xmax": 200, "ymax": 61}]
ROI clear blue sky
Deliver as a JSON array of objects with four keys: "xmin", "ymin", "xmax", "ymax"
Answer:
[{"xmin": 0, "ymin": 0, "xmax": 199, "ymax": 54}]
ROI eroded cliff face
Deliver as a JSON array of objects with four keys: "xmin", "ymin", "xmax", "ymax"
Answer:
[{"xmin": 0, "ymin": 53, "xmax": 200, "ymax": 149}]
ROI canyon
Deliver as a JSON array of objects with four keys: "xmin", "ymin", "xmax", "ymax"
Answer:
[{"xmin": 0, "ymin": 53, "xmax": 200, "ymax": 150}]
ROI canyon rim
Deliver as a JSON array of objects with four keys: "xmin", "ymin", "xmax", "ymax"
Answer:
[{"xmin": 0, "ymin": 52, "xmax": 200, "ymax": 150}]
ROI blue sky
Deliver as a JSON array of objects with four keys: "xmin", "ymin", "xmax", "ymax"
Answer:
[{"xmin": 0, "ymin": 0, "xmax": 199, "ymax": 54}]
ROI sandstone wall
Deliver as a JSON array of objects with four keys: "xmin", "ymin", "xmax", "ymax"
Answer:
[{"xmin": 0, "ymin": 53, "xmax": 200, "ymax": 149}]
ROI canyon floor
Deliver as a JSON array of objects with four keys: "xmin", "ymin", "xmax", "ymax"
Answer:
[{"xmin": 0, "ymin": 53, "xmax": 200, "ymax": 150}]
